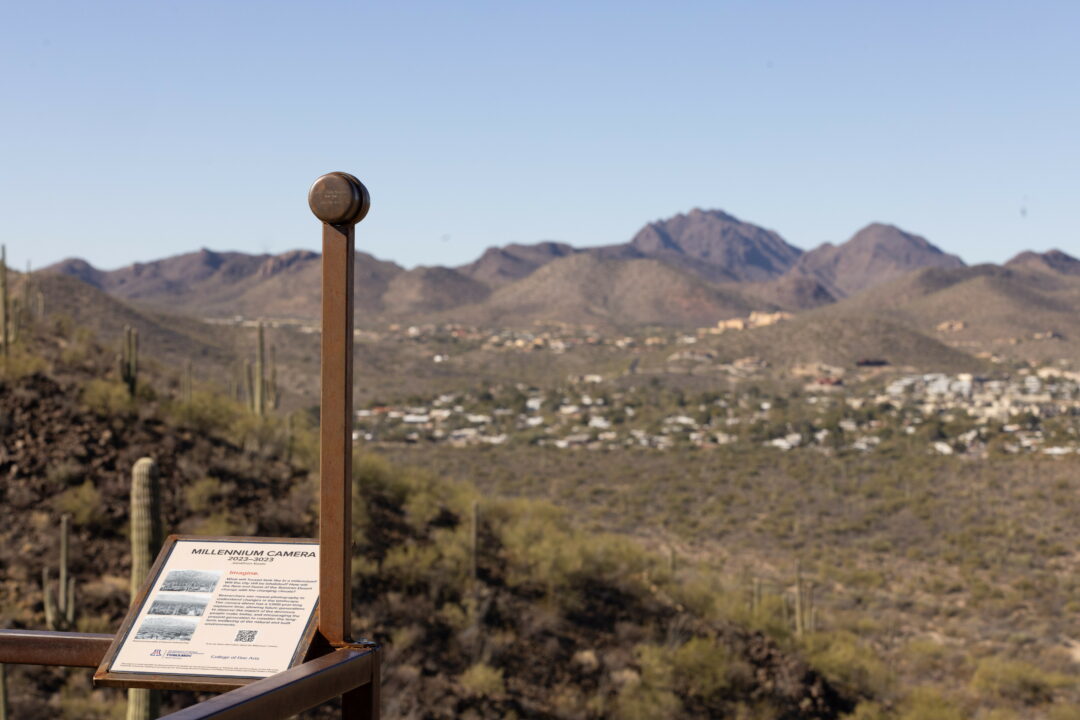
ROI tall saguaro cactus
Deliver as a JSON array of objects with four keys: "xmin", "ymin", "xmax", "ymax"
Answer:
[
  {"xmin": 268, "ymin": 345, "xmax": 279, "ymax": 411},
  {"xmin": 120, "ymin": 326, "xmax": 139, "ymax": 397},
  {"xmin": 128, "ymin": 457, "xmax": 162, "ymax": 720},
  {"xmin": 254, "ymin": 321, "xmax": 266, "ymax": 416},
  {"xmin": 129, "ymin": 458, "xmax": 162, "ymax": 597},
  {"xmin": 42, "ymin": 514, "xmax": 76, "ymax": 630},
  {"xmin": 182, "ymin": 359, "xmax": 193, "ymax": 404}
]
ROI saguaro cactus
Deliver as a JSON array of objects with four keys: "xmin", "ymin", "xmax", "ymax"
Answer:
[
  {"xmin": 792, "ymin": 561, "xmax": 815, "ymax": 637},
  {"xmin": 794, "ymin": 561, "xmax": 804, "ymax": 637},
  {"xmin": 120, "ymin": 325, "xmax": 139, "ymax": 397},
  {"xmin": 254, "ymin": 322, "xmax": 266, "ymax": 416},
  {"xmin": 268, "ymin": 345, "xmax": 279, "ymax": 411},
  {"xmin": 128, "ymin": 457, "xmax": 162, "ymax": 720},
  {"xmin": 130, "ymin": 458, "xmax": 162, "ymax": 596},
  {"xmin": 42, "ymin": 514, "xmax": 76, "ymax": 631},
  {"xmin": 471, "ymin": 500, "xmax": 479, "ymax": 581},
  {"xmin": 8, "ymin": 300, "xmax": 19, "ymax": 345},
  {"xmin": 22, "ymin": 262, "xmax": 30, "ymax": 318},
  {"xmin": 244, "ymin": 359, "xmax": 255, "ymax": 411},
  {"xmin": 182, "ymin": 359, "xmax": 193, "ymax": 404}
]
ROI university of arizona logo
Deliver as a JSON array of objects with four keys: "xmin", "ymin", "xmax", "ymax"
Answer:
[{"xmin": 150, "ymin": 649, "xmax": 162, "ymax": 656}]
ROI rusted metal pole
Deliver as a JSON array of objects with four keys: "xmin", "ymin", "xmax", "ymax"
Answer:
[
  {"xmin": 157, "ymin": 646, "xmax": 375, "ymax": 720},
  {"xmin": 342, "ymin": 646, "xmax": 381, "ymax": 720},
  {"xmin": 308, "ymin": 173, "xmax": 370, "ymax": 648},
  {"xmin": 0, "ymin": 630, "xmax": 112, "ymax": 668}
]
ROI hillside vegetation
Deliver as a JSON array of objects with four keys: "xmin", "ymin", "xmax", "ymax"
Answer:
[{"xmin": 1, "ymin": 326, "xmax": 858, "ymax": 719}]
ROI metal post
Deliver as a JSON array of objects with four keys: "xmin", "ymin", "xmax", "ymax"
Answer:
[{"xmin": 308, "ymin": 172, "xmax": 370, "ymax": 650}]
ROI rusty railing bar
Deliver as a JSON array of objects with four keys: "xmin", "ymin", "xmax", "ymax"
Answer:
[
  {"xmin": 0, "ymin": 629, "xmax": 112, "ymax": 668},
  {"xmin": 158, "ymin": 646, "xmax": 376, "ymax": 720}
]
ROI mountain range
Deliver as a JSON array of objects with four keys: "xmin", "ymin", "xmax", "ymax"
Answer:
[{"xmin": 44, "ymin": 209, "xmax": 984, "ymax": 328}]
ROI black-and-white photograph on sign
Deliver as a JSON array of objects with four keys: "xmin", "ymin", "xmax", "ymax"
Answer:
[
  {"xmin": 148, "ymin": 593, "xmax": 209, "ymax": 617},
  {"xmin": 135, "ymin": 616, "xmax": 198, "ymax": 642},
  {"xmin": 160, "ymin": 569, "xmax": 222, "ymax": 593}
]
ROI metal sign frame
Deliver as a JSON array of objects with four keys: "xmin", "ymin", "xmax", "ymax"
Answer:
[
  {"xmin": 93, "ymin": 535, "xmax": 321, "ymax": 692},
  {"xmin": 0, "ymin": 172, "xmax": 380, "ymax": 719}
]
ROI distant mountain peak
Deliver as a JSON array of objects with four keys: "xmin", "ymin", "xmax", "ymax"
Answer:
[
  {"xmin": 793, "ymin": 223, "xmax": 964, "ymax": 297},
  {"xmin": 625, "ymin": 208, "xmax": 802, "ymax": 283},
  {"xmin": 258, "ymin": 249, "xmax": 320, "ymax": 277},
  {"xmin": 45, "ymin": 258, "xmax": 105, "ymax": 289},
  {"xmin": 457, "ymin": 240, "xmax": 578, "ymax": 288},
  {"xmin": 1006, "ymin": 249, "xmax": 1080, "ymax": 276}
]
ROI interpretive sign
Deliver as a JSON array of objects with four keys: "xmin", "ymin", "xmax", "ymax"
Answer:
[{"xmin": 94, "ymin": 536, "xmax": 320, "ymax": 691}]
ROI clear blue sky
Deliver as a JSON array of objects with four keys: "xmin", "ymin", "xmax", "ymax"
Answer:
[{"xmin": 1, "ymin": 1, "xmax": 1077, "ymax": 271}]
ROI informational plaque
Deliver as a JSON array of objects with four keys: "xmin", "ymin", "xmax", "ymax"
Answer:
[{"xmin": 95, "ymin": 536, "xmax": 320, "ymax": 691}]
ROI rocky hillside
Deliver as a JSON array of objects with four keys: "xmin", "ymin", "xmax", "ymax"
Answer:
[{"xmin": 442, "ymin": 254, "xmax": 762, "ymax": 328}]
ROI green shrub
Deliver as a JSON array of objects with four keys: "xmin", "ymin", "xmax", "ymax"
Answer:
[
  {"xmin": 971, "ymin": 656, "xmax": 1072, "ymax": 705},
  {"xmin": 804, "ymin": 631, "xmax": 892, "ymax": 697},
  {"xmin": 459, "ymin": 662, "xmax": 504, "ymax": 698},
  {"xmin": 0, "ymin": 344, "xmax": 47, "ymax": 379},
  {"xmin": 58, "ymin": 672, "xmax": 126, "ymax": 720},
  {"xmin": 171, "ymin": 390, "xmax": 243, "ymax": 434},
  {"xmin": 53, "ymin": 480, "xmax": 104, "ymax": 526},
  {"xmin": 668, "ymin": 637, "xmax": 750, "ymax": 699},
  {"xmin": 895, "ymin": 686, "xmax": 965, "ymax": 720},
  {"xmin": 842, "ymin": 701, "xmax": 888, "ymax": 719},
  {"xmin": 191, "ymin": 511, "xmax": 244, "ymax": 536},
  {"xmin": 185, "ymin": 476, "xmax": 224, "ymax": 514},
  {"xmin": 81, "ymin": 379, "xmax": 132, "ymax": 415},
  {"xmin": 1047, "ymin": 703, "xmax": 1080, "ymax": 720}
]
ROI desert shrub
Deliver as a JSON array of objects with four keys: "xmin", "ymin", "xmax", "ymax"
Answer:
[
  {"xmin": 458, "ymin": 662, "xmax": 504, "ymax": 698},
  {"xmin": 668, "ymin": 637, "xmax": 751, "ymax": 699},
  {"xmin": 53, "ymin": 479, "xmax": 104, "ymax": 526},
  {"xmin": 804, "ymin": 631, "xmax": 892, "ymax": 697},
  {"xmin": 286, "ymin": 409, "xmax": 320, "ymax": 469},
  {"xmin": 81, "ymin": 379, "xmax": 132, "ymax": 415},
  {"xmin": 495, "ymin": 500, "xmax": 583, "ymax": 592},
  {"xmin": 171, "ymin": 390, "xmax": 243, "ymax": 435},
  {"xmin": 902, "ymin": 637, "xmax": 948, "ymax": 675},
  {"xmin": 191, "ymin": 511, "xmax": 245, "ymax": 536},
  {"xmin": 983, "ymin": 709, "xmax": 1021, "ymax": 720},
  {"xmin": 229, "ymin": 413, "xmax": 282, "ymax": 454},
  {"xmin": 842, "ymin": 701, "xmax": 888, "ymax": 719},
  {"xmin": 611, "ymin": 639, "xmax": 754, "ymax": 719},
  {"xmin": 1047, "ymin": 703, "xmax": 1080, "ymax": 720},
  {"xmin": 895, "ymin": 686, "xmax": 965, "ymax": 720},
  {"xmin": 0, "ymin": 344, "xmax": 47, "ymax": 379},
  {"xmin": 58, "ymin": 673, "xmax": 126, "ymax": 720},
  {"xmin": 76, "ymin": 613, "xmax": 116, "ymax": 634},
  {"xmin": 971, "ymin": 656, "xmax": 1072, "ymax": 705},
  {"xmin": 185, "ymin": 476, "xmax": 225, "ymax": 513},
  {"xmin": 614, "ymin": 657, "xmax": 680, "ymax": 720},
  {"xmin": 381, "ymin": 538, "xmax": 462, "ymax": 594}
]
